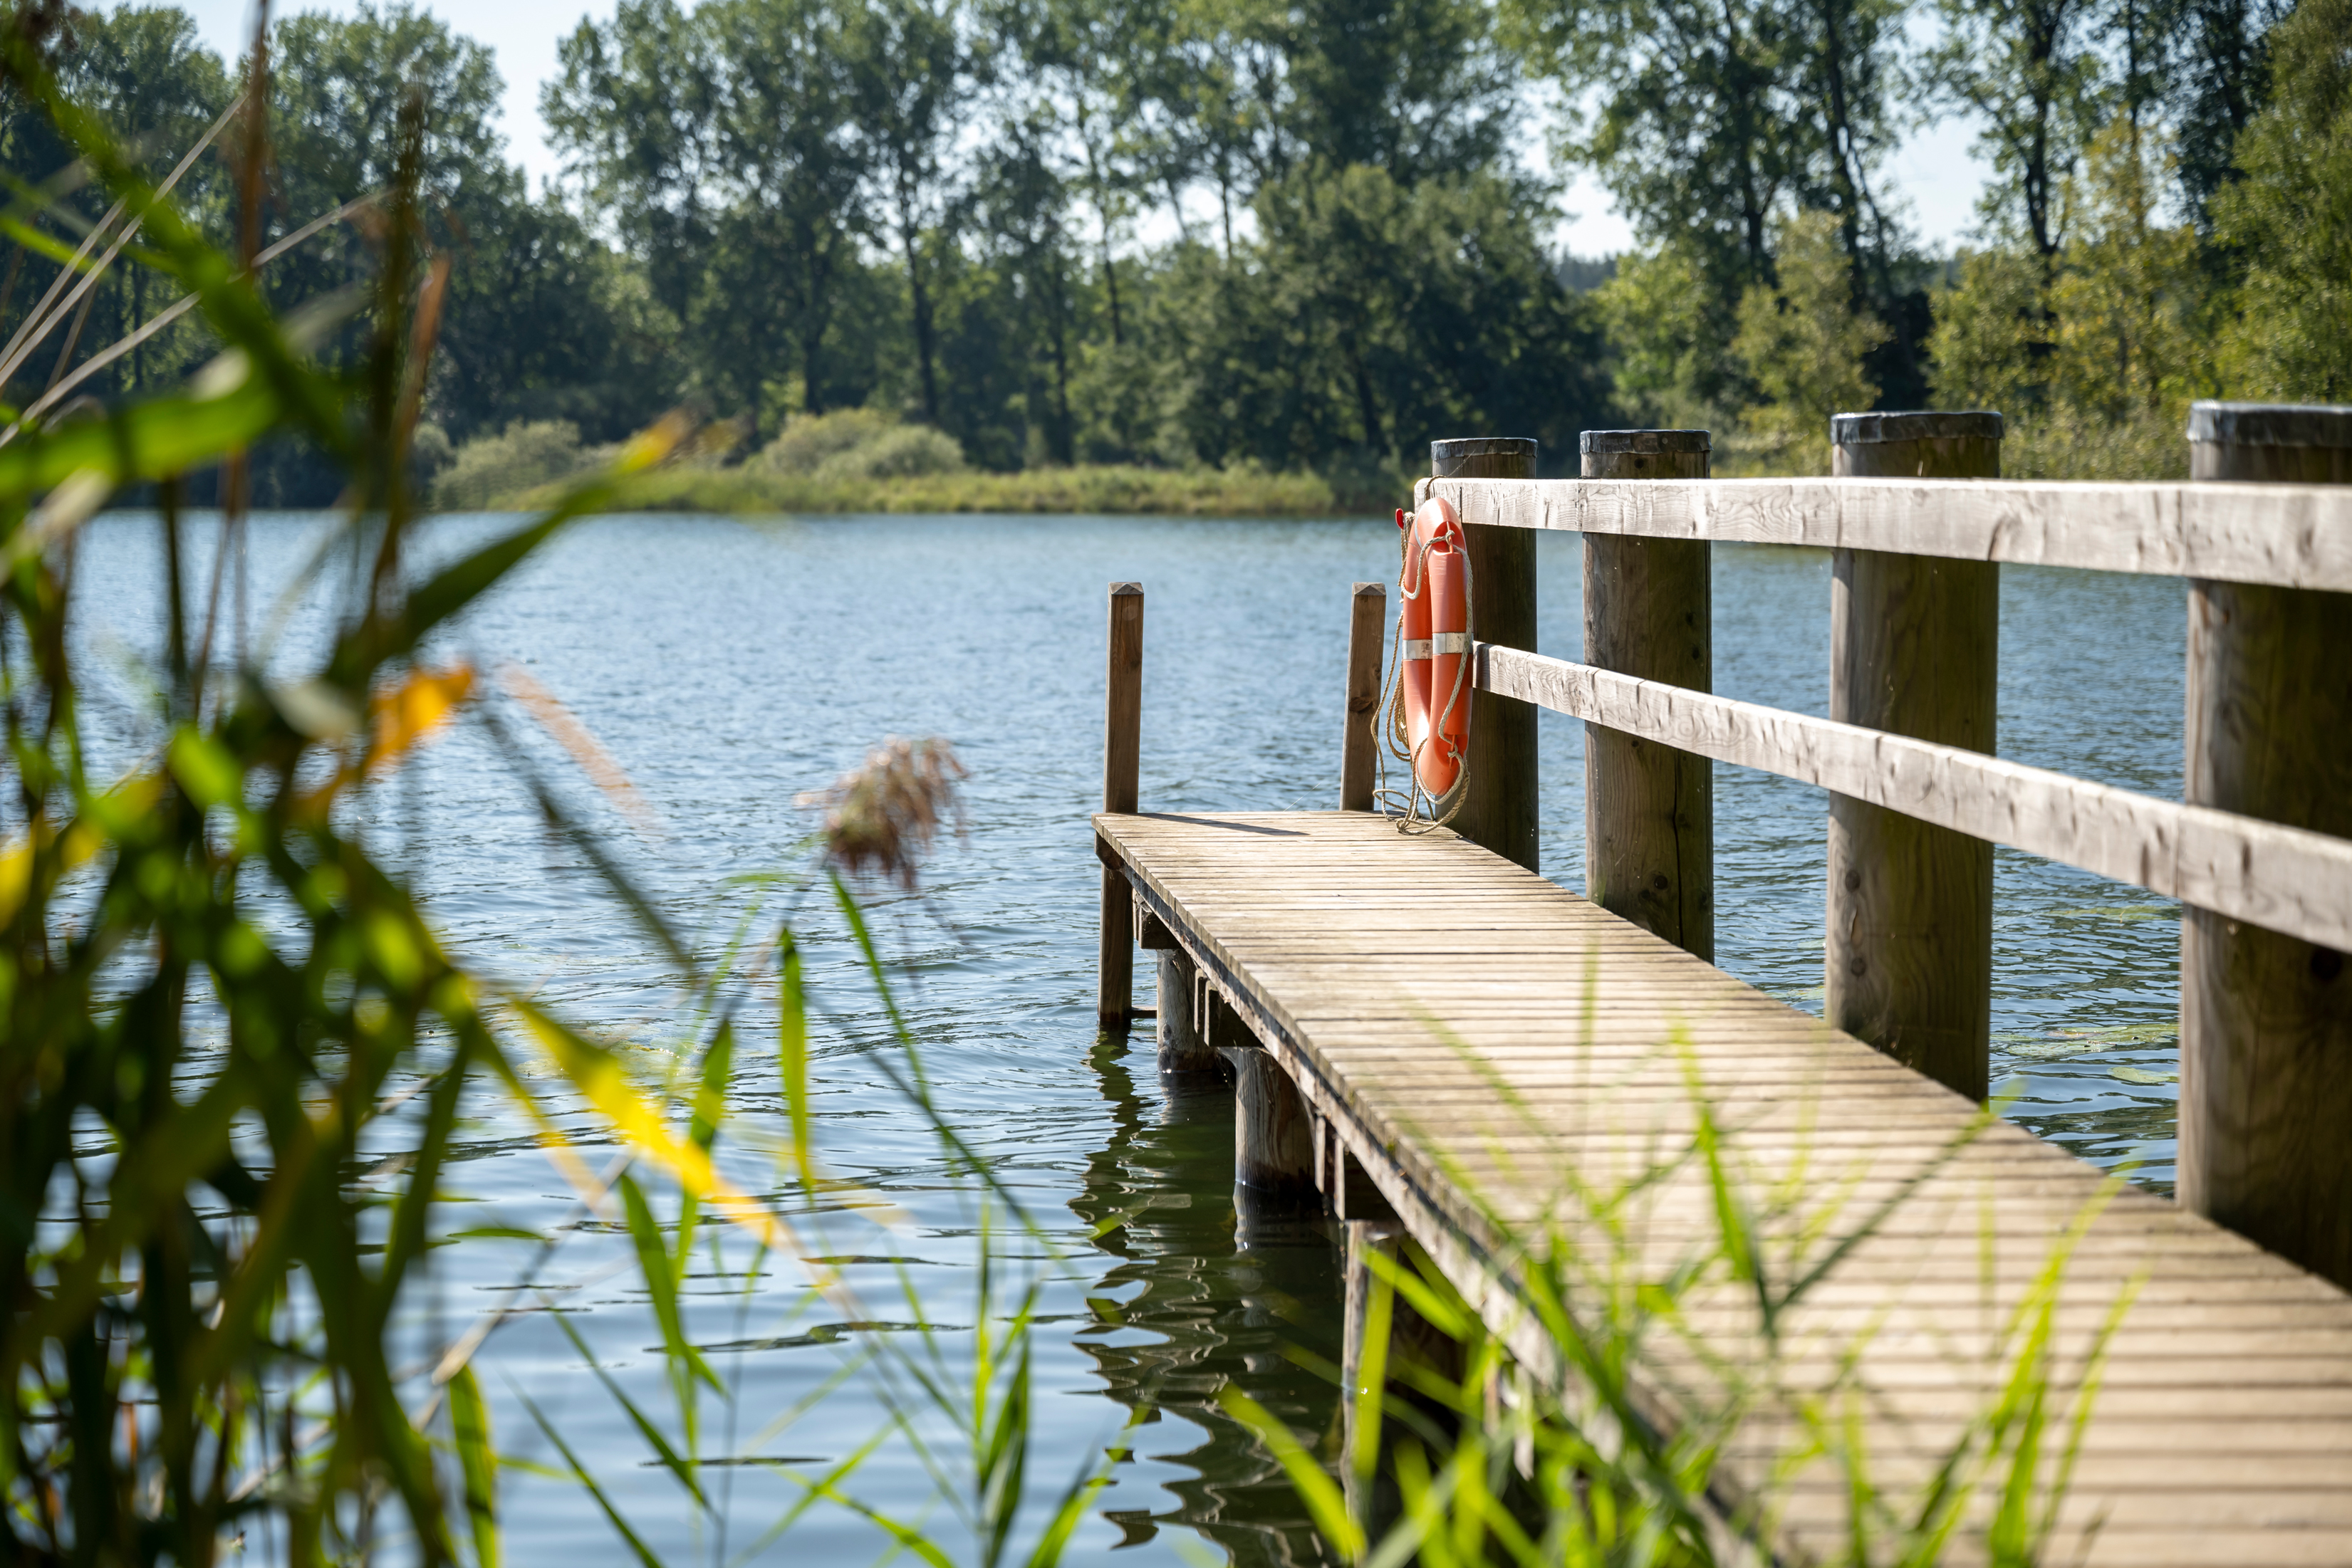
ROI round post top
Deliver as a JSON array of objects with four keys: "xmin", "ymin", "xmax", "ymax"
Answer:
[
  {"xmin": 1580, "ymin": 429, "xmax": 1711, "ymax": 456},
  {"xmin": 2187, "ymin": 402, "xmax": 2352, "ymax": 449},
  {"xmin": 1831, "ymin": 411, "xmax": 2004, "ymax": 445},
  {"xmin": 1431, "ymin": 437, "xmax": 1539, "ymax": 477}
]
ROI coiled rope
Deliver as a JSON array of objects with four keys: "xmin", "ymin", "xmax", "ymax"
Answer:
[{"xmin": 1371, "ymin": 507, "xmax": 1474, "ymax": 835}]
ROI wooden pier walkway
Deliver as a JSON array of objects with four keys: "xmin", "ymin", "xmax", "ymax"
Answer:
[
  {"xmin": 1100, "ymin": 810, "xmax": 2352, "ymax": 1566},
  {"xmin": 1091, "ymin": 409, "xmax": 2352, "ymax": 1563}
]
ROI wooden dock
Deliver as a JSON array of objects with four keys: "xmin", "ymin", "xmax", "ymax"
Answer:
[
  {"xmin": 1099, "ymin": 810, "xmax": 2352, "ymax": 1565},
  {"xmin": 1091, "ymin": 409, "xmax": 2352, "ymax": 1563}
]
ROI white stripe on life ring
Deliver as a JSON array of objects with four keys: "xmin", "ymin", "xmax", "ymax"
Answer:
[{"xmin": 1404, "ymin": 633, "xmax": 1469, "ymax": 661}]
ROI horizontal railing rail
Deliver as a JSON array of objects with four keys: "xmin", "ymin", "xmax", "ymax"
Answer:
[
  {"xmin": 1427, "ymin": 475, "xmax": 2352, "ymax": 589},
  {"xmin": 1474, "ymin": 642, "xmax": 2352, "ymax": 951}
]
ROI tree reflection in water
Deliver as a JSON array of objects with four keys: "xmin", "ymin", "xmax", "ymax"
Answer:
[{"xmin": 1071, "ymin": 1031, "xmax": 1348, "ymax": 1565}]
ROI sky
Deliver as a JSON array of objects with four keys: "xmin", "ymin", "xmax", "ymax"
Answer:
[{"xmin": 168, "ymin": 0, "xmax": 1999, "ymax": 259}]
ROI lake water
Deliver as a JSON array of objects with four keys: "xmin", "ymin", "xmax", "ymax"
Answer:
[{"xmin": 73, "ymin": 511, "xmax": 2187, "ymax": 1564}]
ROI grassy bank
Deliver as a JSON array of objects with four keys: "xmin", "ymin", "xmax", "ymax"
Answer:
[{"xmin": 489, "ymin": 460, "xmax": 1371, "ymax": 517}]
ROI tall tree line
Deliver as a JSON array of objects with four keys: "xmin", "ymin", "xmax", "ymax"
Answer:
[{"xmin": 2, "ymin": 0, "xmax": 2343, "ymax": 493}]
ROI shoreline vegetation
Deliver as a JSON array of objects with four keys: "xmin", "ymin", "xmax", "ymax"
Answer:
[
  {"xmin": 496, "ymin": 459, "xmax": 1366, "ymax": 517},
  {"xmin": 437, "ymin": 409, "xmax": 1395, "ymax": 516},
  {"xmin": 435, "ymin": 400, "xmax": 2200, "ymax": 520}
]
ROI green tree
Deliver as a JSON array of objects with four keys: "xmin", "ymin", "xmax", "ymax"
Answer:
[
  {"xmin": 2049, "ymin": 120, "xmax": 2202, "ymax": 422},
  {"xmin": 1502, "ymin": 0, "xmax": 1808, "ymax": 327},
  {"xmin": 0, "ymin": 4, "xmax": 231, "ymax": 409},
  {"xmin": 543, "ymin": 0, "xmax": 722, "ymax": 330},
  {"xmin": 1926, "ymin": 245, "xmax": 2048, "ymax": 412},
  {"xmin": 1593, "ymin": 246, "xmax": 1718, "ymax": 427},
  {"xmin": 2166, "ymin": 0, "xmax": 2287, "ymax": 229},
  {"xmin": 1732, "ymin": 209, "xmax": 1888, "ymax": 470},
  {"xmin": 2212, "ymin": 0, "xmax": 2352, "ymax": 400},
  {"xmin": 704, "ymin": 0, "xmax": 867, "ymax": 422},
  {"xmin": 843, "ymin": 0, "xmax": 969, "ymax": 424},
  {"xmin": 1160, "ymin": 163, "xmax": 1609, "ymax": 473},
  {"xmin": 1927, "ymin": 0, "xmax": 2106, "ymax": 263}
]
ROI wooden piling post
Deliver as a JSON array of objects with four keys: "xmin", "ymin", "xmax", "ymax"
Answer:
[
  {"xmin": 1341, "ymin": 1219, "xmax": 1462, "ymax": 1536},
  {"xmin": 1432, "ymin": 438, "xmax": 1539, "ymax": 870},
  {"xmin": 1341, "ymin": 582, "xmax": 1387, "ymax": 811},
  {"xmin": 1581, "ymin": 431, "xmax": 1712, "ymax": 958},
  {"xmin": 1155, "ymin": 949, "xmax": 1220, "ymax": 1075},
  {"xmin": 1097, "ymin": 582, "xmax": 1143, "ymax": 1028},
  {"xmin": 2180, "ymin": 401, "xmax": 2352, "ymax": 1290},
  {"xmin": 1826, "ymin": 412, "xmax": 2002, "ymax": 1101},
  {"xmin": 1233, "ymin": 1052, "xmax": 1316, "ymax": 1204}
]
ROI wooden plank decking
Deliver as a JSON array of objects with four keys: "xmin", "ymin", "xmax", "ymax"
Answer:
[{"xmin": 1096, "ymin": 809, "xmax": 2352, "ymax": 1567}]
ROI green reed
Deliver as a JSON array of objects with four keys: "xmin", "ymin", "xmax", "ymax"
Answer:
[
  {"xmin": 0, "ymin": 24, "xmax": 1126, "ymax": 1562},
  {"xmin": 1225, "ymin": 1020, "xmax": 2141, "ymax": 1567}
]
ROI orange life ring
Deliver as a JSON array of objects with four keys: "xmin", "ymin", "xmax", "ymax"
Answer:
[{"xmin": 1398, "ymin": 497, "xmax": 1471, "ymax": 801}]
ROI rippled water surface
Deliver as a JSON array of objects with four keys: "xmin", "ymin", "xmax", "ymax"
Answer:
[{"xmin": 71, "ymin": 511, "xmax": 2187, "ymax": 1564}]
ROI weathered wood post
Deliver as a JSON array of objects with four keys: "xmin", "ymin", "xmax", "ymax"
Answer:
[
  {"xmin": 1341, "ymin": 1219, "xmax": 1462, "ymax": 1535},
  {"xmin": 1581, "ymin": 431, "xmax": 1712, "ymax": 957},
  {"xmin": 1155, "ymin": 951, "xmax": 1219, "ymax": 1075},
  {"xmin": 1432, "ymin": 438, "xmax": 1539, "ymax": 870},
  {"xmin": 1826, "ymin": 412, "xmax": 2002, "ymax": 1102},
  {"xmin": 1097, "ymin": 582, "xmax": 1143, "ymax": 1028},
  {"xmin": 2180, "ymin": 400, "xmax": 2352, "ymax": 1290},
  {"xmin": 1341, "ymin": 582, "xmax": 1387, "ymax": 811},
  {"xmin": 1233, "ymin": 1050, "xmax": 1316, "ymax": 1211}
]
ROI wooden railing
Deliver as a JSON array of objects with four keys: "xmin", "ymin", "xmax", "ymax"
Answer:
[{"xmin": 1388, "ymin": 405, "xmax": 2352, "ymax": 1292}]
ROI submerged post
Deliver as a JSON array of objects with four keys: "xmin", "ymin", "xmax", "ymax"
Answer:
[
  {"xmin": 1826, "ymin": 412, "xmax": 2002, "ymax": 1102},
  {"xmin": 2180, "ymin": 401, "xmax": 2352, "ymax": 1289},
  {"xmin": 1155, "ymin": 950, "xmax": 1219, "ymax": 1075},
  {"xmin": 1341, "ymin": 582, "xmax": 1387, "ymax": 811},
  {"xmin": 1233, "ymin": 1052, "xmax": 1316, "ymax": 1210},
  {"xmin": 1581, "ymin": 430, "xmax": 1712, "ymax": 958},
  {"xmin": 1432, "ymin": 437, "xmax": 1539, "ymax": 870},
  {"xmin": 1097, "ymin": 582, "xmax": 1143, "ymax": 1028}
]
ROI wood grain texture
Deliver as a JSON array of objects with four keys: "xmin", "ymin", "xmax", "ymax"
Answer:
[
  {"xmin": 1342, "ymin": 581, "xmax": 1387, "ymax": 811},
  {"xmin": 1096, "ymin": 810, "xmax": 2352, "ymax": 1566},
  {"xmin": 1432, "ymin": 476, "xmax": 2352, "ymax": 590},
  {"xmin": 1098, "ymin": 585, "xmax": 1145, "ymax": 1025},
  {"xmin": 1477, "ymin": 642, "xmax": 2352, "ymax": 952},
  {"xmin": 1432, "ymin": 439, "xmax": 1539, "ymax": 870},
  {"xmin": 2180, "ymin": 427, "xmax": 2352, "ymax": 1290},
  {"xmin": 1155, "ymin": 948, "xmax": 1219, "ymax": 1075},
  {"xmin": 1582, "ymin": 438, "xmax": 1712, "ymax": 958},
  {"xmin": 1234, "ymin": 1050, "xmax": 1317, "ymax": 1201},
  {"xmin": 1827, "ymin": 424, "xmax": 1999, "ymax": 1101}
]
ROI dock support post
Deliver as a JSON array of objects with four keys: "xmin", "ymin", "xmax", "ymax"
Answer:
[
  {"xmin": 1581, "ymin": 431, "xmax": 1713, "ymax": 958},
  {"xmin": 1233, "ymin": 1052, "xmax": 1316, "ymax": 1208},
  {"xmin": 2180, "ymin": 401, "xmax": 2352, "ymax": 1289},
  {"xmin": 1432, "ymin": 438, "xmax": 1539, "ymax": 870},
  {"xmin": 1826, "ymin": 412, "xmax": 2002, "ymax": 1102},
  {"xmin": 1098, "ymin": 582, "xmax": 1143, "ymax": 1028},
  {"xmin": 1342, "ymin": 1220, "xmax": 1463, "ymax": 1537},
  {"xmin": 1341, "ymin": 582, "xmax": 1387, "ymax": 811},
  {"xmin": 1155, "ymin": 950, "xmax": 1220, "ymax": 1076}
]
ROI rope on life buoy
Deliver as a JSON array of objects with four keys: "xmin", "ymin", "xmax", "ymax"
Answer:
[{"xmin": 1370, "ymin": 505, "xmax": 1474, "ymax": 836}]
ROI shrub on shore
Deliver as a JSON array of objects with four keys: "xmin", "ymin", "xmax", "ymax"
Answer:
[
  {"xmin": 500, "ymin": 458, "xmax": 1356, "ymax": 517},
  {"xmin": 436, "ymin": 419, "xmax": 599, "ymax": 510}
]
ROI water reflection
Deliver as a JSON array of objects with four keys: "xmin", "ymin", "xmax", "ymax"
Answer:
[{"xmin": 1071, "ymin": 1028, "xmax": 1344, "ymax": 1564}]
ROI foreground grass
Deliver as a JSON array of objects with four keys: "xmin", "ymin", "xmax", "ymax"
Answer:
[{"xmin": 489, "ymin": 461, "xmax": 1373, "ymax": 517}]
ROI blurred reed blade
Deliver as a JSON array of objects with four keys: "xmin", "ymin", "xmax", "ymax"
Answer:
[
  {"xmin": 0, "ymin": 94, "xmax": 236, "ymax": 394},
  {"xmin": 4, "ymin": 187, "xmax": 383, "ymax": 440},
  {"xmin": 549, "ymin": 1307, "xmax": 709, "ymax": 1511},
  {"xmin": 448, "ymin": 1366, "xmax": 501, "ymax": 1568},
  {"xmin": 499, "ymin": 663, "xmax": 657, "ymax": 831},
  {"xmin": 1220, "ymin": 1384, "xmax": 1365, "ymax": 1562}
]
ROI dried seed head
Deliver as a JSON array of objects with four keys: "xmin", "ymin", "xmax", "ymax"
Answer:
[{"xmin": 797, "ymin": 736, "xmax": 967, "ymax": 889}]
